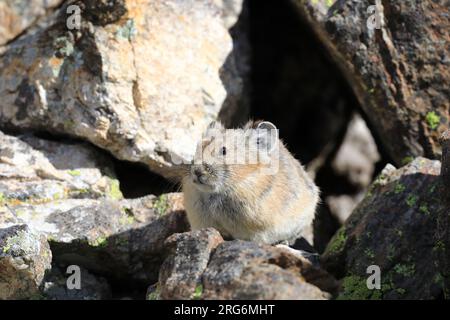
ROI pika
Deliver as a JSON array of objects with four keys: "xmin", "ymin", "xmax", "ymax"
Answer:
[{"xmin": 182, "ymin": 120, "xmax": 319, "ymax": 245}]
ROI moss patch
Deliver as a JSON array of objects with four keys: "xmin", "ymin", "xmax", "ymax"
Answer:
[
  {"xmin": 108, "ymin": 179, "xmax": 123, "ymax": 200},
  {"xmin": 337, "ymin": 275, "xmax": 382, "ymax": 300},
  {"xmin": 193, "ymin": 284, "xmax": 203, "ymax": 300},
  {"xmin": 425, "ymin": 111, "xmax": 440, "ymax": 130},
  {"xmin": 324, "ymin": 227, "xmax": 347, "ymax": 255},
  {"xmin": 154, "ymin": 194, "xmax": 169, "ymax": 216},
  {"xmin": 89, "ymin": 236, "xmax": 108, "ymax": 248}
]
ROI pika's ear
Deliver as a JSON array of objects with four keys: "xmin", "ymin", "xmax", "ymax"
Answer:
[
  {"xmin": 204, "ymin": 121, "xmax": 224, "ymax": 137},
  {"xmin": 243, "ymin": 120, "xmax": 263, "ymax": 130},
  {"xmin": 252, "ymin": 121, "xmax": 278, "ymax": 153}
]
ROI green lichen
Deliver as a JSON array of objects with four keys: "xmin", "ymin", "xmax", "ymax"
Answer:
[
  {"xmin": 325, "ymin": 0, "xmax": 334, "ymax": 7},
  {"xmin": 89, "ymin": 236, "xmax": 108, "ymax": 248},
  {"xmin": 324, "ymin": 227, "xmax": 347, "ymax": 255},
  {"xmin": 433, "ymin": 240, "xmax": 445, "ymax": 252},
  {"xmin": 119, "ymin": 213, "xmax": 135, "ymax": 225},
  {"xmin": 396, "ymin": 288, "xmax": 406, "ymax": 295},
  {"xmin": 108, "ymin": 179, "xmax": 123, "ymax": 200},
  {"xmin": 419, "ymin": 204, "xmax": 430, "ymax": 215},
  {"xmin": 154, "ymin": 194, "xmax": 169, "ymax": 216},
  {"xmin": 401, "ymin": 156, "xmax": 414, "ymax": 165},
  {"xmin": 387, "ymin": 244, "xmax": 396, "ymax": 261},
  {"xmin": 433, "ymin": 272, "xmax": 444, "ymax": 285},
  {"xmin": 67, "ymin": 170, "xmax": 81, "ymax": 177},
  {"xmin": 394, "ymin": 183, "xmax": 406, "ymax": 194},
  {"xmin": 0, "ymin": 192, "xmax": 5, "ymax": 205},
  {"xmin": 146, "ymin": 284, "xmax": 160, "ymax": 300},
  {"xmin": 193, "ymin": 284, "xmax": 203, "ymax": 300},
  {"xmin": 365, "ymin": 248, "xmax": 375, "ymax": 259},
  {"xmin": 406, "ymin": 194, "xmax": 417, "ymax": 207},
  {"xmin": 394, "ymin": 263, "xmax": 415, "ymax": 277},
  {"xmin": 337, "ymin": 275, "xmax": 382, "ymax": 300},
  {"xmin": 425, "ymin": 111, "xmax": 440, "ymax": 130},
  {"xmin": 116, "ymin": 19, "xmax": 137, "ymax": 40}
]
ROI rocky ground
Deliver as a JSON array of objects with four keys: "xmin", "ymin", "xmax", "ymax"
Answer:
[{"xmin": 0, "ymin": 0, "xmax": 448, "ymax": 300}]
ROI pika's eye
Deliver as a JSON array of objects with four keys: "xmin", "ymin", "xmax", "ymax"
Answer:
[{"xmin": 220, "ymin": 146, "xmax": 227, "ymax": 156}]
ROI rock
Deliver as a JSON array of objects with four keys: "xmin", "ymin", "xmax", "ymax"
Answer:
[
  {"xmin": 10, "ymin": 193, "xmax": 188, "ymax": 284},
  {"xmin": 157, "ymin": 229, "xmax": 338, "ymax": 300},
  {"xmin": 0, "ymin": 130, "xmax": 189, "ymax": 283},
  {"xmin": 0, "ymin": 0, "xmax": 247, "ymax": 179},
  {"xmin": 42, "ymin": 266, "xmax": 111, "ymax": 300},
  {"xmin": 437, "ymin": 130, "xmax": 450, "ymax": 297},
  {"xmin": 441, "ymin": 130, "xmax": 450, "ymax": 189},
  {"xmin": 0, "ymin": 0, "xmax": 63, "ymax": 46},
  {"xmin": 324, "ymin": 113, "xmax": 380, "ymax": 224},
  {"xmin": 292, "ymin": 0, "xmax": 450, "ymax": 165},
  {"xmin": 0, "ymin": 224, "xmax": 52, "ymax": 299},
  {"xmin": 202, "ymin": 241, "xmax": 337, "ymax": 300},
  {"xmin": 0, "ymin": 130, "xmax": 122, "ymax": 205},
  {"xmin": 159, "ymin": 228, "xmax": 224, "ymax": 300},
  {"xmin": 331, "ymin": 114, "xmax": 380, "ymax": 190},
  {"xmin": 322, "ymin": 158, "xmax": 447, "ymax": 299},
  {"xmin": 325, "ymin": 193, "xmax": 365, "ymax": 225}
]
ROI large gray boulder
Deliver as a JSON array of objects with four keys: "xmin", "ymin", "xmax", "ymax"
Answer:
[
  {"xmin": 156, "ymin": 228, "xmax": 338, "ymax": 300},
  {"xmin": 322, "ymin": 158, "xmax": 448, "ymax": 299},
  {"xmin": 0, "ymin": 0, "xmax": 247, "ymax": 179},
  {"xmin": 291, "ymin": 0, "xmax": 449, "ymax": 165},
  {"xmin": 0, "ymin": 130, "xmax": 189, "ymax": 284}
]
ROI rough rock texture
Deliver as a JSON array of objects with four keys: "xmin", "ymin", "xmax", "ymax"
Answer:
[
  {"xmin": 159, "ymin": 228, "xmax": 224, "ymax": 300},
  {"xmin": 292, "ymin": 0, "xmax": 450, "ymax": 165},
  {"xmin": 0, "ymin": 130, "xmax": 121, "ymax": 214},
  {"xmin": 0, "ymin": 130, "xmax": 189, "ymax": 283},
  {"xmin": 0, "ymin": 0, "xmax": 246, "ymax": 179},
  {"xmin": 42, "ymin": 266, "xmax": 111, "ymax": 300},
  {"xmin": 441, "ymin": 130, "xmax": 450, "ymax": 189},
  {"xmin": 437, "ymin": 130, "xmax": 450, "ymax": 297},
  {"xmin": 0, "ymin": 0, "xmax": 63, "ymax": 46},
  {"xmin": 157, "ymin": 229, "xmax": 338, "ymax": 300},
  {"xmin": 0, "ymin": 224, "xmax": 52, "ymax": 299},
  {"xmin": 322, "ymin": 158, "xmax": 447, "ymax": 299},
  {"xmin": 8, "ymin": 193, "xmax": 188, "ymax": 284}
]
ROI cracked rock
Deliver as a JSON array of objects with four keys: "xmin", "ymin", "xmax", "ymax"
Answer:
[
  {"xmin": 0, "ymin": 0, "xmax": 247, "ymax": 179},
  {"xmin": 157, "ymin": 229, "xmax": 338, "ymax": 300},
  {"xmin": 322, "ymin": 158, "xmax": 448, "ymax": 299},
  {"xmin": 0, "ymin": 224, "xmax": 52, "ymax": 299}
]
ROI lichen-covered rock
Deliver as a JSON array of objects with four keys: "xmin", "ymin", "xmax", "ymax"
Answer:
[
  {"xmin": 9, "ymin": 193, "xmax": 188, "ymax": 284},
  {"xmin": 322, "ymin": 158, "xmax": 447, "ymax": 299},
  {"xmin": 0, "ymin": 224, "xmax": 52, "ymax": 299},
  {"xmin": 292, "ymin": 0, "xmax": 449, "ymax": 165},
  {"xmin": 42, "ymin": 266, "xmax": 111, "ymax": 300},
  {"xmin": 0, "ymin": 129, "xmax": 189, "ymax": 284},
  {"xmin": 157, "ymin": 229, "xmax": 338, "ymax": 300},
  {"xmin": 0, "ymin": 130, "xmax": 121, "ymax": 207},
  {"xmin": 0, "ymin": 0, "xmax": 63, "ymax": 46},
  {"xmin": 158, "ymin": 228, "xmax": 224, "ymax": 300},
  {"xmin": 0, "ymin": 0, "xmax": 246, "ymax": 179}
]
